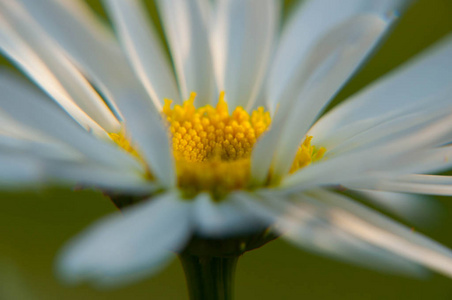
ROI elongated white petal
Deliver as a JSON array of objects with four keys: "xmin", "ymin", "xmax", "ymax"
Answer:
[
  {"xmin": 10, "ymin": 0, "xmax": 193, "ymax": 185},
  {"xmin": 14, "ymin": 0, "xmax": 176, "ymax": 182},
  {"xmin": 0, "ymin": 73, "xmax": 142, "ymax": 172},
  {"xmin": 400, "ymin": 173, "xmax": 452, "ymax": 191},
  {"xmin": 17, "ymin": 0, "xmax": 152, "ymax": 115},
  {"xmin": 39, "ymin": 160, "xmax": 153, "ymax": 194},
  {"xmin": 282, "ymin": 113, "xmax": 452, "ymax": 192},
  {"xmin": 0, "ymin": 114, "xmax": 146, "ymax": 193},
  {"xmin": 57, "ymin": 193, "xmax": 192, "ymax": 286},
  {"xmin": 17, "ymin": 0, "xmax": 117, "ymax": 59},
  {"xmin": 0, "ymin": 134, "xmax": 82, "ymax": 162},
  {"xmin": 307, "ymin": 190, "xmax": 452, "ymax": 278},
  {"xmin": 0, "ymin": 154, "xmax": 42, "ymax": 188},
  {"xmin": 0, "ymin": 111, "xmax": 84, "ymax": 159},
  {"xmin": 237, "ymin": 191, "xmax": 425, "ymax": 275},
  {"xmin": 193, "ymin": 193, "xmax": 266, "ymax": 238},
  {"xmin": 379, "ymin": 183, "xmax": 452, "ymax": 196},
  {"xmin": 350, "ymin": 190, "xmax": 439, "ymax": 227},
  {"xmin": 114, "ymin": 88, "xmax": 175, "ymax": 187},
  {"xmin": 340, "ymin": 146, "xmax": 452, "ymax": 182},
  {"xmin": 0, "ymin": 117, "xmax": 144, "ymax": 191},
  {"xmin": 252, "ymin": 14, "xmax": 392, "ymax": 184},
  {"xmin": 105, "ymin": 0, "xmax": 181, "ymax": 109},
  {"xmin": 404, "ymin": 146, "xmax": 452, "ymax": 175},
  {"xmin": 211, "ymin": 0, "xmax": 278, "ymax": 109},
  {"xmin": 156, "ymin": 0, "xmax": 215, "ymax": 105},
  {"xmin": 325, "ymin": 90, "xmax": 452, "ymax": 155},
  {"xmin": 0, "ymin": 146, "xmax": 151, "ymax": 193},
  {"xmin": 0, "ymin": 1, "xmax": 120, "ymax": 133},
  {"xmin": 0, "ymin": 18, "xmax": 108, "ymax": 137},
  {"xmin": 268, "ymin": 0, "xmax": 410, "ymax": 110},
  {"xmin": 270, "ymin": 15, "xmax": 392, "ymax": 180},
  {"xmin": 251, "ymin": 110, "xmax": 290, "ymax": 185},
  {"xmin": 348, "ymin": 175, "xmax": 452, "ymax": 196},
  {"xmin": 310, "ymin": 33, "xmax": 452, "ymax": 145}
]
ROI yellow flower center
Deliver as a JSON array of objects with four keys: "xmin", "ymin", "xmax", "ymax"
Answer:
[
  {"xmin": 163, "ymin": 92, "xmax": 271, "ymax": 199},
  {"xmin": 163, "ymin": 92, "xmax": 325, "ymax": 199},
  {"xmin": 163, "ymin": 92, "xmax": 270, "ymax": 162},
  {"xmin": 111, "ymin": 92, "xmax": 325, "ymax": 199}
]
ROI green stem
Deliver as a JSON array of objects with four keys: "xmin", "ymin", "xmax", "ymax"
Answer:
[{"xmin": 179, "ymin": 253, "xmax": 239, "ymax": 300}]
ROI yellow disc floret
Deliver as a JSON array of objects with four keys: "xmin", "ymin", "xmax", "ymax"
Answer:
[
  {"xmin": 176, "ymin": 158, "xmax": 251, "ymax": 199},
  {"xmin": 290, "ymin": 136, "xmax": 326, "ymax": 174},
  {"xmin": 109, "ymin": 132, "xmax": 142, "ymax": 161},
  {"xmin": 162, "ymin": 92, "xmax": 325, "ymax": 199},
  {"xmin": 109, "ymin": 131, "xmax": 153, "ymax": 180},
  {"xmin": 163, "ymin": 92, "xmax": 271, "ymax": 199},
  {"xmin": 110, "ymin": 92, "xmax": 325, "ymax": 200},
  {"xmin": 163, "ymin": 92, "xmax": 271, "ymax": 162}
]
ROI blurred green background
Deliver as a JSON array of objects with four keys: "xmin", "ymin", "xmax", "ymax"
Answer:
[{"xmin": 1, "ymin": 0, "xmax": 452, "ymax": 299}]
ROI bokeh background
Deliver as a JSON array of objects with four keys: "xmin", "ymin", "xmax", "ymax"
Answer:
[{"xmin": 1, "ymin": 0, "xmax": 452, "ymax": 299}]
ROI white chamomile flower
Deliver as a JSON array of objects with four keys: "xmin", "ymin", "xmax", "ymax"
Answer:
[{"xmin": 1, "ymin": 0, "xmax": 452, "ymax": 291}]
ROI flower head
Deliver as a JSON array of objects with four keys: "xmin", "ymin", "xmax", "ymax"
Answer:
[{"xmin": 1, "ymin": 0, "xmax": 452, "ymax": 287}]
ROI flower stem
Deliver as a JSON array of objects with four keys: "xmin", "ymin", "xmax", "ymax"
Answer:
[{"xmin": 179, "ymin": 253, "xmax": 239, "ymax": 300}]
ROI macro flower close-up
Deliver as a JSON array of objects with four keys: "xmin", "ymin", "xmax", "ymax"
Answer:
[{"xmin": 1, "ymin": 0, "xmax": 452, "ymax": 299}]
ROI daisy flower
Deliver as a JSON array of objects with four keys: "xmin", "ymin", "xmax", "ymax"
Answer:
[{"xmin": 1, "ymin": 0, "xmax": 452, "ymax": 295}]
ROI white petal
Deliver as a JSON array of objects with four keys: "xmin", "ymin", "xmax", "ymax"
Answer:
[
  {"xmin": 0, "ymin": 113, "xmax": 149, "ymax": 193},
  {"xmin": 43, "ymin": 161, "xmax": 155, "ymax": 194},
  {"xmin": 237, "ymin": 191, "xmax": 425, "ymax": 275},
  {"xmin": 268, "ymin": 0, "xmax": 411, "ymax": 110},
  {"xmin": 404, "ymin": 146, "xmax": 452, "ymax": 175},
  {"xmin": 252, "ymin": 14, "xmax": 392, "ymax": 184},
  {"xmin": 0, "ymin": 17, "xmax": 108, "ymax": 137},
  {"xmin": 114, "ymin": 88, "xmax": 176, "ymax": 187},
  {"xmin": 348, "ymin": 175, "xmax": 452, "ymax": 196},
  {"xmin": 340, "ymin": 134, "xmax": 452, "ymax": 182},
  {"xmin": 156, "ymin": 0, "xmax": 215, "ymax": 105},
  {"xmin": 57, "ymin": 193, "xmax": 192, "ymax": 286},
  {"xmin": 211, "ymin": 0, "xmax": 279, "ymax": 109},
  {"xmin": 0, "ymin": 1, "xmax": 120, "ymax": 133},
  {"xmin": 0, "ymin": 143, "xmax": 150, "ymax": 193},
  {"xmin": 0, "ymin": 133, "xmax": 81, "ymax": 162},
  {"xmin": 310, "ymin": 33, "xmax": 452, "ymax": 146},
  {"xmin": 307, "ymin": 189, "xmax": 452, "ymax": 278},
  {"xmin": 271, "ymin": 15, "xmax": 393, "ymax": 181},
  {"xmin": 250, "ymin": 114, "xmax": 286, "ymax": 185},
  {"xmin": 0, "ymin": 111, "xmax": 84, "ymax": 161},
  {"xmin": 345, "ymin": 144, "xmax": 452, "ymax": 182},
  {"xmin": 17, "ymin": 0, "xmax": 117, "ymax": 60},
  {"xmin": 0, "ymin": 73, "xmax": 142, "ymax": 172},
  {"xmin": 349, "ymin": 190, "xmax": 439, "ymax": 227},
  {"xmin": 282, "ymin": 113, "xmax": 452, "ymax": 193},
  {"xmin": 13, "ymin": 0, "xmax": 175, "ymax": 183},
  {"xmin": 193, "ymin": 193, "xmax": 267, "ymax": 238},
  {"xmin": 17, "ymin": 0, "xmax": 151, "ymax": 116},
  {"xmin": 105, "ymin": 0, "xmax": 181, "ymax": 109},
  {"xmin": 0, "ymin": 154, "xmax": 42, "ymax": 189},
  {"xmin": 324, "ymin": 89, "xmax": 452, "ymax": 156}
]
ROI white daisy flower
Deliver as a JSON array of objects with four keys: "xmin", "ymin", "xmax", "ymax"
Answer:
[{"xmin": 1, "ymin": 0, "xmax": 452, "ymax": 291}]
